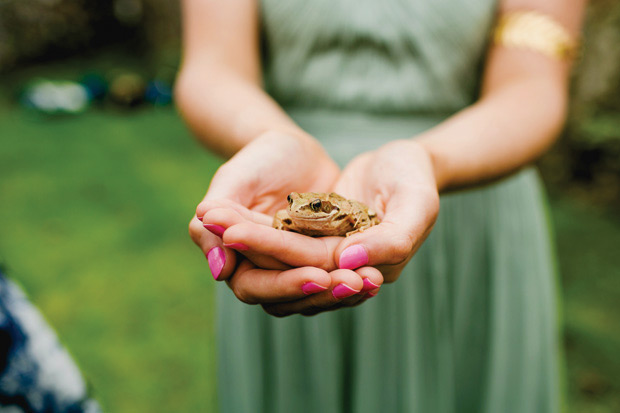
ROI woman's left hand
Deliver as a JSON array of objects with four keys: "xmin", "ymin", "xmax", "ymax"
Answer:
[{"xmin": 328, "ymin": 139, "xmax": 440, "ymax": 283}]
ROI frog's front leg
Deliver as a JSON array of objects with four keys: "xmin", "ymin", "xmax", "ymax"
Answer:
[
  {"xmin": 344, "ymin": 212, "xmax": 369, "ymax": 237},
  {"xmin": 345, "ymin": 221, "xmax": 374, "ymax": 237},
  {"xmin": 273, "ymin": 209, "xmax": 293, "ymax": 231},
  {"xmin": 368, "ymin": 209, "xmax": 380, "ymax": 226},
  {"xmin": 344, "ymin": 207, "xmax": 382, "ymax": 237}
]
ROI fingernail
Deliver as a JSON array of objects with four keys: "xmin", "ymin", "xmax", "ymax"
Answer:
[
  {"xmin": 223, "ymin": 242, "xmax": 249, "ymax": 251},
  {"xmin": 204, "ymin": 224, "xmax": 226, "ymax": 237},
  {"xmin": 196, "ymin": 216, "xmax": 203, "ymax": 221},
  {"xmin": 332, "ymin": 283, "xmax": 358, "ymax": 299},
  {"xmin": 302, "ymin": 282, "xmax": 328, "ymax": 295},
  {"xmin": 207, "ymin": 247, "xmax": 225, "ymax": 280},
  {"xmin": 366, "ymin": 291, "xmax": 378, "ymax": 298},
  {"xmin": 339, "ymin": 245, "xmax": 369, "ymax": 270},
  {"xmin": 362, "ymin": 278, "xmax": 380, "ymax": 291}
]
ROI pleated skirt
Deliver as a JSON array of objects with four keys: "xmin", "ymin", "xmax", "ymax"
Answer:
[{"xmin": 216, "ymin": 109, "xmax": 561, "ymax": 413}]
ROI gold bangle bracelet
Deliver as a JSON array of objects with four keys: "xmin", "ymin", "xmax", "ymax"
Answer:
[{"xmin": 493, "ymin": 11, "xmax": 579, "ymax": 61}]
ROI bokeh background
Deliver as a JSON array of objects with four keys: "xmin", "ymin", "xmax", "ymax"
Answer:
[{"xmin": 0, "ymin": 0, "xmax": 618, "ymax": 411}]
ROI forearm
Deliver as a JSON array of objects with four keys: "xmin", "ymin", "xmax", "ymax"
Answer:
[
  {"xmin": 417, "ymin": 0, "xmax": 585, "ymax": 193},
  {"xmin": 175, "ymin": 63, "xmax": 308, "ymax": 158},
  {"xmin": 417, "ymin": 74, "xmax": 567, "ymax": 192}
]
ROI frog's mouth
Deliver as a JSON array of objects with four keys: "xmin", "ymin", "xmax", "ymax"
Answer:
[
  {"xmin": 290, "ymin": 215, "xmax": 332, "ymax": 221},
  {"xmin": 289, "ymin": 211, "xmax": 338, "ymax": 221}
]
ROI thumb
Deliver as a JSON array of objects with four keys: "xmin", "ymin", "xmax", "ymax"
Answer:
[
  {"xmin": 195, "ymin": 159, "xmax": 261, "ymax": 220},
  {"xmin": 334, "ymin": 186, "xmax": 439, "ymax": 271},
  {"xmin": 204, "ymin": 161, "xmax": 257, "ymax": 204}
]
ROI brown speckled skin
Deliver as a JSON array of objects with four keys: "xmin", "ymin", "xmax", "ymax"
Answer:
[{"xmin": 273, "ymin": 192, "xmax": 379, "ymax": 237}]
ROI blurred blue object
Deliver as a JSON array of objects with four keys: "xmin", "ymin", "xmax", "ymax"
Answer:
[
  {"xmin": 144, "ymin": 80, "xmax": 173, "ymax": 106},
  {"xmin": 79, "ymin": 73, "xmax": 108, "ymax": 101}
]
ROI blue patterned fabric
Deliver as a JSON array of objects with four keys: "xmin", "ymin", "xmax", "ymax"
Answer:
[{"xmin": 0, "ymin": 271, "xmax": 101, "ymax": 412}]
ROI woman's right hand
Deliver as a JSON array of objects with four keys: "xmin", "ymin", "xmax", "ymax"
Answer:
[
  {"xmin": 197, "ymin": 130, "xmax": 339, "ymax": 215},
  {"xmin": 189, "ymin": 129, "xmax": 341, "ymax": 284}
]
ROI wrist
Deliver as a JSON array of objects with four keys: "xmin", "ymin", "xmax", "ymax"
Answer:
[
  {"xmin": 415, "ymin": 138, "xmax": 451, "ymax": 193},
  {"xmin": 374, "ymin": 139, "xmax": 441, "ymax": 195},
  {"xmin": 256, "ymin": 128, "xmax": 338, "ymax": 171},
  {"xmin": 258, "ymin": 128, "xmax": 317, "ymax": 151}
]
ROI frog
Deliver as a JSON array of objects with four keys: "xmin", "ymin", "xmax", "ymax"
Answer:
[{"xmin": 273, "ymin": 192, "xmax": 380, "ymax": 237}]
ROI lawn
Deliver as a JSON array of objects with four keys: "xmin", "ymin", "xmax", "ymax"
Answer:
[
  {"xmin": 1, "ymin": 83, "xmax": 619, "ymax": 411},
  {"xmin": 0, "ymin": 99, "xmax": 221, "ymax": 411}
]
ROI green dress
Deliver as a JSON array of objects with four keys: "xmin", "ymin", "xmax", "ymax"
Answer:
[{"xmin": 216, "ymin": 0, "xmax": 561, "ymax": 411}]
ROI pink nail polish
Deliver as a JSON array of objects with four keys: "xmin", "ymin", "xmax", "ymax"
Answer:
[
  {"xmin": 196, "ymin": 216, "xmax": 203, "ymax": 221},
  {"xmin": 339, "ymin": 245, "xmax": 369, "ymax": 270},
  {"xmin": 204, "ymin": 224, "xmax": 226, "ymax": 237},
  {"xmin": 366, "ymin": 291, "xmax": 378, "ymax": 298},
  {"xmin": 207, "ymin": 247, "xmax": 225, "ymax": 280},
  {"xmin": 302, "ymin": 282, "xmax": 328, "ymax": 295},
  {"xmin": 332, "ymin": 283, "xmax": 358, "ymax": 299},
  {"xmin": 362, "ymin": 278, "xmax": 380, "ymax": 291},
  {"xmin": 223, "ymin": 242, "xmax": 249, "ymax": 251}
]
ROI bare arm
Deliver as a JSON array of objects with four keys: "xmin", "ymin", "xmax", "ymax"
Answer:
[
  {"xmin": 417, "ymin": 0, "xmax": 587, "ymax": 192},
  {"xmin": 184, "ymin": 0, "xmax": 588, "ymax": 315},
  {"xmin": 175, "ymin": 0, "xmax": 310, "ymax": 158}
]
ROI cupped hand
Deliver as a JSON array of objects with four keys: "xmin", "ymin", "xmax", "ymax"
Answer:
[
  {"xmin": 190, "ymin": 129, "xmax": 339, "ymax": 275},
  {"xmin": 331, "ymin": 139, "xmax": 440, "ymax": 283},
  {"xmin": 196, "ymin": 206, "xmax": 384, "ymax": 316},
  {"xmin": 198, "ymin": 130, "xmax": 339, "ymax": 215}
]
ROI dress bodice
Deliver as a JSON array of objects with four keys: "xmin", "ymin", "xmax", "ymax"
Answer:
[{"xmin": 261, "ymin": 0, "xmax": 498, "ymax": 114}]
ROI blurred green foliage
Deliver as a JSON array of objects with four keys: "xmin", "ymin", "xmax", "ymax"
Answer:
[
  {"xmin": 538, "ymin": 0, "xmax": 620, "ymax": 209},
  {"xmin": 0, "ymin": 0, "xmax": 179, "ymax": 73}
]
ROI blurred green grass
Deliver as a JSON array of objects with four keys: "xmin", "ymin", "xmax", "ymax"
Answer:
[
  {"xmin": 1, "ymin": 90, "xmax": 619, "ymax": 411},
  {"xmin": 0, "ymin": 99, "xmax": 221, "ymax": 411}
]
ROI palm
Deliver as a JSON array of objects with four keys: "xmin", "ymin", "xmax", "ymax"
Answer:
[
  {"xmin": 208, "ymin": 131, "xmax": 339, "ymax": 215},
  {"xmin": 332, "ymin": 153, "xmax": 381, "ymax": 214},
  {"xmin": 332, "ymin": 140, "xmax": 440, "ymax": 282}
]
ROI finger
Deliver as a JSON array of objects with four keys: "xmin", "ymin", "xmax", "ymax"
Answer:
[
  {"xmin": 200, "ymin": 207, "xmax": 246, "ymax": 237},
  {"xmin": 197, "ymin": 198, "xmax": 273, "ymax": 226},
  {"xmin": 201, "ymin": 162, "xmax": 258, "ymax": 205},
  {"xmin": 201, "ymin": 208, "xmax": 290, "ymax": 270},
  {"xmin": 226, "ymin": 262, "xmax": 331, "ymax": 305},
  {"xmin": 335, "ymin": 187, "xmax": 439, "ymax": 271},
  {"xmin": 223, "ymin": 222, "xmax": 341, "ymax": 271},
  {"xmin": 201, "ymin": 236, "xmax": 238, "ymax": 282},
  {"xmin": 189, "ymin": 214, "xmax": 206, "ymax": 245},
  {"xmin": 355, "ymin": 266, "xmax": 383, "ymax": 292},
  {"xmin": 293, "ymin": 286, "xmax": 381, "ymax": 317},
  {"xmin": 261, "ymin": 269, "xmax": 364, "ymax": 317},
  {"xmin": 364, "ymin": 288, "xmax": 380, "ymax": 299},
  {"xmin": 308, "ymin": 267, "xmax": 382, "ymax": 311},
  {"xmin": 190, "ymin": 215, "xmax": 238, "ymax": 281}
]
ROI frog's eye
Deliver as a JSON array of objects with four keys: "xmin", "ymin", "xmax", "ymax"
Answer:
[
  {"xmin": 310, "ymin": 199, "xmax": 322, "ymax": 212},
  {"xmin": 321, "ymin": 201, "xmax": 333, "ymax": 213},
  {"xmin": 287, "ymin": 194, "xmax": 293, "ymax": 204}
]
